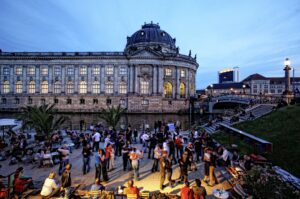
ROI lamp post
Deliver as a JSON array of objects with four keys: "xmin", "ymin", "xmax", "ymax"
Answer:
[
  {"xmin": 230, "ymin": 88, "xmax": 234, "ymax": 94},
  {"xmin": 210, "ymin": 84, "xmax": 213, "ymax": 96},
  {"xmin": 243, "ymin": 85, "xmax": 246, "ymax": 95},
  {"xmin": 283, "ymin": 58, "xmax": 292, "ymax": 94}
]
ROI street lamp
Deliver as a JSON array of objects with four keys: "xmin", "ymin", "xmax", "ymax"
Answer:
[
  {"xmin": 283, "ymin": 58, "xmax": 292, "ymax": 95},
  {"xmin": 242, "ymin": 85, "xmax": 246, "ymax": 94},
  {"xmin": 230, "ymin": 88, "xmax": 234, "ymax": 94},
  {"xmin": 210, "ymin": 84, "xmax": 213, "ymax": 96}
]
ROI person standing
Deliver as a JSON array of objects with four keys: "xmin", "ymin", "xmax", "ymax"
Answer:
[
  {"xmin": 133, "ymin": 129, "xmax": 138, "ymax": 143},
  {"xmin": 92, "ymin": 130, "xmax": 101, "ymax": 152},
  {"xmin": 82, "ymin": 143, "xmax": 92, "ymax": 175},
  {"xmin": 129, "ymin": 147, "xmax": 143, "ymax": 181},
  {"xmin": 148, "ymin": 134, "xmax": 157, "ymax": 159},
  {"xmin": 105, "ymin": 143, "xmax": 112, "ymax": 171},
  {"xmin": 58, "ymin": 145, "xmax": 70, "ymax": 176},
  {"xmin": 203, "ymin": 148, "xmax": 210, "ymax": 184},
  {"xmin": 178, "ymin": 151, "xmax": 190, "ymax": 183},
  {"xmin": 61, "ymin": 164, "xmax": 72, "ymax": 199},
  {"xmin": 175, "ymin": 135, "xmax": 183, "ymax": 159},
  {"xmin": 192, "ymin": 179, "xmax": 207, "ymax": 199},
  {"xmin": 109, "ymin": 144, "xmax": 115, "ymax": 171},
  {"xmin": 159, "ymin": 150, "xmax": 174, "ymax": 190},
  {"xmin": 122, "ymin": 144, "xmax": 130, "ymax": 171},
  {"xmin": 208, "ymin": 149, "xmax": 218, "ymax": 186},
  {"xmin": 194, "ymin": 138, "xmax": 202, "ymax": 162},
  {"xmin": 151, "ymin": 144, "xmax": 162, "ymax": 172}
]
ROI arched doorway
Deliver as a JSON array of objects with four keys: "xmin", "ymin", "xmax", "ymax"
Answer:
[
  {"xmin": 180, "ymin": 82, "xmax": 186, "ymax": 98},
  {"xmin": 164, "ymin": 82, "xmax": 173, "ymax": 98}
]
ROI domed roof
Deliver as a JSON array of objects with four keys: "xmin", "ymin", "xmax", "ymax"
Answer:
[{"xmin": 126, "ymin": 23, "xmax": 176, "ymax": 49}]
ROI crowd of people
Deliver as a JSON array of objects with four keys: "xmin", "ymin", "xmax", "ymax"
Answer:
[{"xmin": 0, "ymin": 119, "xmax": 255, "ymax": 199}]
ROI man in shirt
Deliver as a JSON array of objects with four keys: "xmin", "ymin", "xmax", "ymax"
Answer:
[
  {"xmin": 82, "ymin": 143, "xmax": 92, "ymax": 175},
  {"xmin": 61, "ymin": 164, "xmax": 72, "ymax": 199},
  {"xmin": 58, "ymin": 145, "xmax": 70, "ymax": 176},
  {"xmin": 40, "ymin": 171, "xmax": 60, "ymax": 198},
  {"xmin": 124, "ymin": 180, "xmax": 140, "ymax": 198},
  {"xmin": 92, "ymin": 130, "xmax": 101, "ymax": 152}
]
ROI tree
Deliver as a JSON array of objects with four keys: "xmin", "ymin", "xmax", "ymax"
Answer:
[
  {"xmin": 98, "ymin": 105, "xmax": 125, "ymax": 129},
  {"xmin": 18, "ymin": 104, "xmax": 66, "ymax": 140}
]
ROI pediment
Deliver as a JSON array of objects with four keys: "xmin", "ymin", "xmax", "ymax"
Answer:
[{"xmin": 128, "ymin": 48, "xmax": 163, "ymax": 58}]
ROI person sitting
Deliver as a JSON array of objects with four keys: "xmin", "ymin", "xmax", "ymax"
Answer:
[
  {"xmin": 192, "ymin": 179, "xmax": 207, "ymax": 199},
  {"xmin": 123, "ymin": 180, "xmax": 140, "ymax": 199},
  {"xmin": 180, "ymin": 180, "xmax": 193, "ymax": 199},
  {"xmin": 40, "ymin": 171, "xmax": 60, "ymax": 199},
  {"xmin": 90, "ymin": 178, "xmax": 105, "ymax": 191},
  {"xmin": 13, "ymin": 172, "xmax": 33, "ymax": 197}
]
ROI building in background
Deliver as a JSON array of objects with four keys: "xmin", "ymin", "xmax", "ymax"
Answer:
[
  {"xmin": 0, "ymin": 22, "xmax": 198, "ymax": 113},
  {"xmin": 218, "ymin": 68, "xmax": 235, "ymax": 84}
]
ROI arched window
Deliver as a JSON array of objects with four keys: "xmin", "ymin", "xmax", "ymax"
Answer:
[
  {"xmin": 164, "ymin": 82, "xmax": 173, "ymax": 98},
  {"xmin": 66, "ymin": 81, "xmax": 74, "ymax": 94},
  {"xmin": 28, "ymin": 81, "xmax": 35, "ymax": 94},
  {"xmin": 119, "ymin": 81, "xmax": 127, "ymax": 94},
  {"xmin": 180, "ymin": 82, "xmax": 186, "ymax": 98},
  {"xmin": 2, "ymin": 81, "xmax": 10, "ymax": 94},
  {"xmin": 105, "ymin": 81, "xmax": 113, "ymax": 94},
  {"xmin": 54, "ymin": 81, "xmax": 61, "ymax": 94},
  {"xmin": 41, "ymin": 81, "xmax": 48, "ymax": 93},
  {"xmin": 92, "ymin": 81, "xmax": 100, "ymax": 94},
  {"xmin": 15, "ymin": 81, "xmax": 23, "ymax": 93},
  {"xmin": 79, "ymin": 81, "xmax": 87, "ymax": 94},
  {"xmin": 140, "ymin": 80, "xmax": 149, "ymax": 94}
]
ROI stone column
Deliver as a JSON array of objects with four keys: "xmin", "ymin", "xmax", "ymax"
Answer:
[
  {"xmin": 35, "ymin": 66, "xmax": 40, "ymax": 93},
  {"xmin": 23, "ymin": 65, "xmax": 27, "ymax": 93},
  {"xmin": 87, "ymin": 65, "xmax": 92, "ymax": 93},
  {"xmin": 133, "ymin": 65, "xmax": 137, "ymax": 94},
  {"xmin": 61, "ymin": 65, "xmax": 65, "ymax": 93},
  {"xmin": 114, "ymin": 65, "xmax": 118, "ymax": 95},
  {"xmin": 48, "ymin": 65, "xmax": 53, "ymax": 93},
  {"xmin": 128, "ymin": 65, "xmax": 131, "ymax": 94},
  {"xmin": 175, "ymin": 66, "xmax": 179, "ymax": 99},
  {"xmin": 100, "ymin": 65, "xmax": 105, "ymax": 94},
  {"xmin": 10, "ymin": 66, "xmax": 14, "ymax": 94},
  {"xmin": 187, "ymin": 69, "xmax": 190, "ymax": 96},
  {"xmin": 152, "ymin": 65, "xmax": 157, "ymax": 95},
  {"xmin": 158, "ymin": 66, "xmax": 163, "ymax": 94},
  {"xmin": 74, "ymin": 65, "xmax": 79, "ymax": 94}
]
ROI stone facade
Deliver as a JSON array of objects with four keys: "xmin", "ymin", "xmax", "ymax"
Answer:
[{"xmin": 0, "ymin": 23, "xmax": 198, "ymax": 113}]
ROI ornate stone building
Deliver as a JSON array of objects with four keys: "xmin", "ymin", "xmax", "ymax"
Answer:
[{"xmin": 0, "ymin": 23, "xmax": 198, "ymax": 113}]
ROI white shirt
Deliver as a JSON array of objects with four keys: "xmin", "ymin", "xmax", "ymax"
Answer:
[
  {"xmin": 92, "ymin": 132, "xmax": 101, "ymax": 142},
  {"xmin": 141, "ymin": 133, "xmax": 149, "ymax": 142},
  {"xmin": 104, "ymin": 137, "xmax": 112, "ymax": 149},
  {"xmin": 193, "ymin": 131, "xmax": 199, "ymax": 139},
  {"xmin": 40, "ymin": 178, "xmax": 58, "ymax": 196},
  {"xmin": 58, "ymin": 148, "xmax": 69, "ymax": 160},
  {"xmin": 221, "ymin": 149, "xmax": 230, "ymax": 161}
]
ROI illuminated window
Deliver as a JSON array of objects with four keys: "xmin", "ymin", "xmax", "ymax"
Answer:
[
  {"xmin": 54, "ymin": 67, "xmax": 61, "ymax": 75},
  {"xmin": 15, "ymin": 81, "xmax": 23, "ymax": 93},
  {"xmin": 41, "ymin": 67, "xmax": 48, "ymax": 75},
  {"xmin": 180, "ymin": 70, "xmax": 185, "ymax": 78},
  {"xmin": 105, "ymin": 81, "xmax": 113, "ymax": 94},
  {"xmin": 92, "ymin": 81, "xmax": 100, "ymax": 94},
  {"xmin": 80, "ymin": 66, "xmax": 87, "ymax": 75},
  {"xmin": 119, "ymin": 67, "xmax": 127, "ymax": 75},
  {"xmin": 3, "ymin": 67, "xmax": 10, "ymax": 75},
  {"xmin": 119, "ymin": 81, "xmax": 127, "ymax": 94},
  {"xmin": 28, "ymin": 66, "xmax": 35, "ymax": 75},
  {"xmin": 2, "ymin": 81, "xmax": 10, "ymax": 94},
  {"xmin": 106, "ymin": 66, "xmax": 114, "ymax": 75},
  {"xmin": 66, "ymin": 81, "xmax": 74, "ymax": 94},
  {"xmin": 28, "ymin": 81, "xmax": 35, "ymax": 93},
  {"xmin": 180, "ymin": 82, "xmax": 186, "ymax": 98},
  {"xmin": 67, "ymin": 67, "xmax": 74, "ymax": 75},
  {"xmin": 79, "ymin": 81, "xmax": 87, "ymax": 94},
  {"xmin": 165, "ymin": 68, "xmax": 172, "ymax": 76},
  {"xmin": 15, "ymin": 66, "xmax": 22, "ymax": 75},
  {"xmin": 41, "ymin": 81, "xmax": 48, "ymax": 93},
  {"xmin": 54, "ymin": 81, "xmax": 61, "ymax": 94},
  {"xmin": 164, "ymin": 82, "xmax": 173, "ymax": 98},
  {"xmin": 140, "ymin": 80, "xmax": 149, "ymax": 94},
  {"xmin": 93, "ymin": 67, "xmax": 100, "ymax": 75}
]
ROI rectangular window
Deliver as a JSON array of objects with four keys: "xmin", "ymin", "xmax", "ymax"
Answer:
[
  {"xmin": 165, "ymin": 68, "xmax": 172, "ymax": 76},
  {"xmin": 119, "ymin": 67, "xmax": 127, "ymax": 75},
  {"xmin": 106, "ymin": 82, "xmax": 113, "ymax": 94},
  {"xmin": 106, "ymin": 66, "xmax": 114, "ymax": 75},
  {"xmin": 15, "ymin": 81, "xmax": 23, "ymax": 93},
  {"xmin": 41, "ymin": 67, "xmax": 48, "ymax": 75},
  {"xmin": 54, "ymin": 82, "xmax": 61, "ymax": 94},
  {"xmin": 120, "ymin": 99, "xmax": 125, "ymax": 106},
  {"xmin": 140, "ymin": 81, "xmax": 149, "ymax": 94},
  {"xmin": 93, "ymin": 67, "xmax": 100, "ymax": 75},
  {"xmin": 119, "ymin": 83, "xmax": 127, "ymax": 94},
  {"xmin": 277, "ymin": 89, "xmax": 282, "ymax": 94},
  {"xmin": 93, "ymin": 99, "xmax": 98, "ymax": 104},
  {"xmin": 15, "ymin": 67, "xmax": 22, "ymax": 75},
  {"xmin": 15, "ymin": 98, "xmax": 20, "ymax": 104},
  {"xmin": 106, "ymin": 98, "xmax": 111, "ymax": 105},
  {"xmin": 54, "ymin": 67, "xmax": 61, "ymax": 75},
  {"xmin": 180, "ymin": 70, "xmax": 185, "ymax": 78},
  {"xmin": 41, "ymin": 98, "xmax": 46, "ymax": 105},
  {"xmin": 80, "ymin": 99, "xmax": 85, "ymax": 104},
  {"xmin": 3, "ymin": 67, "xmax": 10, "ymax": 75},
  {"xmin": 67, "ymin": 99, "xmax": 72, "ymax": 104},
  {"xmin": 270, "ymin": 89, "xmax": 275, "ymax": 93},
  {"xmin": 28, "ymin": 66, "xmax": 35, "ymax": 75},
  {"xmin": 1, "ymin": 98, "xmax": 7, "ymax": 104},
  {"xmin": 67, "ymin": 67, "xmax": 74, "ymax": 75},
  {"xmin": 80, "ymin": 66, "xmax": 87, "ymax": 75},
  {"xmin": 54, "ymin": 98, "xmax": 59, "ymax": 104},
  {"xmin": 28, "ymin": 97, "xmax": 32, "ymax": 104},
  {"xmin": 66, "ymin": 83, "xmax": 74, "ymax": 94}
]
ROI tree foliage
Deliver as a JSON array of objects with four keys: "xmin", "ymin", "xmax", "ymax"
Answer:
[
  {"xmin": 98, "ymin": 105, "xmax": 125, "ymax": 129},
  {"xmin": 18, "ymin": 104, "xmax": 66, "ymax": 140}
]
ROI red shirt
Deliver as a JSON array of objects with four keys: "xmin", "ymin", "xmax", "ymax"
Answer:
[
  {"xmin": 14, "ymin": 178, "xmax": 30, "ymax": 193},
  {"xmin": 181, "ymin": 186, "xmax": 193, "ymax": 199},
  {"xmin": 105, "ymin": 146, "xmax": 112, "ymax": 159},
  {"xmin": 124, "ymin": 186, "xmax": 140, "ymax": 198}
]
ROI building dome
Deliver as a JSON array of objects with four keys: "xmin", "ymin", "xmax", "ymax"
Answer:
[{"xmin": 126, "ymin": 22, "xmax": 176, "ymax": 50}]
